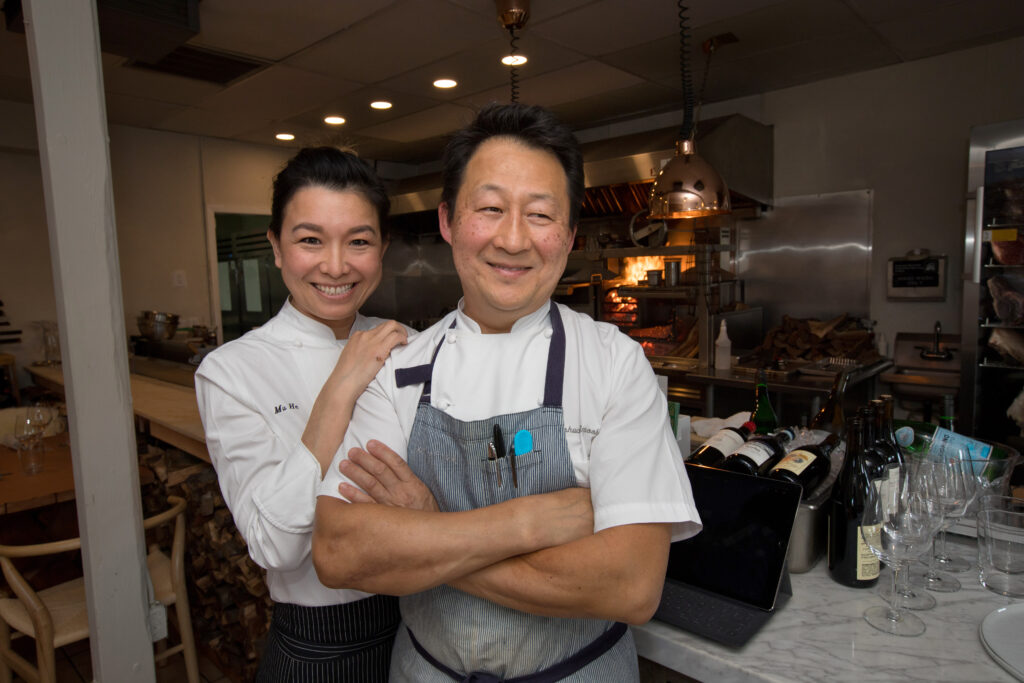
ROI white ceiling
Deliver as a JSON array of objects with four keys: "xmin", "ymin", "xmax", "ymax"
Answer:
[{"xmin": 2, "ymin": 0, "xmax": 1024, "ymax": 167}]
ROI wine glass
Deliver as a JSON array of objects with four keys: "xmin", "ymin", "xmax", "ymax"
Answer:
[
  {"xmin": 964, "ymin": 454, "xmax": 1019, "ymax": 518},
  {"xmin": 916, "ymin": 443, "xmax": 976, "ymax": 592},
  {"xmin": 860, "ymin": 459, "xmax": 944, "ymax": 636},
  {"xmin": 31, "ymin": 403, "xmax": 54, "ymax": 445},
  {"xmin": 13, "ymin": 412, "xmax": 42, "ymax": 450}
]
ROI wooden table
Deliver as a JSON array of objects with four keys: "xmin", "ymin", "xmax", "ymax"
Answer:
[
  {"xmin": 26, "ymin": 364, "xmax": 209, "ymax": 463},
  {"xmin": 0, "ymin": 438, "xmax": 75, "ymax": 514}
]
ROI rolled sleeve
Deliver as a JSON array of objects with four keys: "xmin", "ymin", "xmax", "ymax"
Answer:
[{"xmin": 587, "ymin": 342, "xmax": 701, "ymax": 542}]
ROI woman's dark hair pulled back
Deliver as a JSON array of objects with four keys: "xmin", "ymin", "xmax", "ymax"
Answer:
[{"xmin": 269, "ymin": 147, "xmax": 390, "ymax": 241}]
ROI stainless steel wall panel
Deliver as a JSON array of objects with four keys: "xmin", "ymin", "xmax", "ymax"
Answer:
[{"xmin": 737, "ymin": 190, "xmax": 872, "ymax": 327}]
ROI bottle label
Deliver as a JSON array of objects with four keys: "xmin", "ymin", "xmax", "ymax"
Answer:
[
  {"xmin": 703, "ymin": 430, "xmax": 745, "ymax": 455},
  {"xmin": 857, "ymin": 525, "xmax": 881, "ymax": 580},
  {"xmin": 775, "ymin": 449, "xmax": 816, "ymax": 476},
  {"xmin": 929, "ymin": 427, "xmax": 994, "ymax": 475},
  {"xmin": 733, "ymin": 441, "xmax": 774, "ymax": 466},
  {"xmin": 880, "ymin": 466, "xmax": 899, "ymax": 510}
]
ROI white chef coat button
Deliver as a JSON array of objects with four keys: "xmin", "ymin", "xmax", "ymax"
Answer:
[
  {"xmin": 294, "ymin": 341, "xmax": 303, "ymax": 348},
  {"xmin": 446, "ymin": 333, "xmax": 457, "ymax": 344},
  {"xmin": 537, "ymin": 398, "xmax": 544, "ymax": 406},
  {"xmin": 544, "ymin": 328, "xmax": 554, "ymax": 339},
  {"xmin": 440, "ymin": 400, "xmax": 452, "ymax": 409}
]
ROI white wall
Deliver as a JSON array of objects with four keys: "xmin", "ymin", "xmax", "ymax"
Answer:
[
  {"xmin": 761, "ymin": 36, "xmax": 1024, "ymax": 345},
  {"xmin": 0, "ymin": 100, "xmax": 292, "ymax": 390}
]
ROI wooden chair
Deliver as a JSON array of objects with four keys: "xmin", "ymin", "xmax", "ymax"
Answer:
[{"xmin": 0, "ymin": 495, "xmax": 199, "ymax": 683}]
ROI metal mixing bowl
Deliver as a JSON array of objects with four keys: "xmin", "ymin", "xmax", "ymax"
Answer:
[{"xmin": 137, "ymin": 311, "xmax": 179, "ymax": 340}]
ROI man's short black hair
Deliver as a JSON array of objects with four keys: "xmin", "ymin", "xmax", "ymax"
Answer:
[{"xmin": 441, "ymin": 103, "xmax": 584, "ymax": 229}]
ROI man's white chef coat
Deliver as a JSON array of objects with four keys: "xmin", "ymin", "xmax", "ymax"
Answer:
[
  {"xmin": 196, "ymin": 299, "xmax": 408, "ymax": 606},
  {"xmin": 319, "ymin": 300, "xmax": 701, "ymax": 541}
]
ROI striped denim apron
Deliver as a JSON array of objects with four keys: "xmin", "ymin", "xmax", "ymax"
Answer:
[
  {"xmin": 255, "ymin": 594, "xmax": 400, "ymax": 682},
  {"xmin": 390, "ymin": 302, "xmax": 637, "ymax": 683}
]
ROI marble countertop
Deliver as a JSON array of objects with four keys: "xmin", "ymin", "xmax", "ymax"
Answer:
[{"xmin": 632, "ymin": 536, "xmax": 1020, "ymax": 682}]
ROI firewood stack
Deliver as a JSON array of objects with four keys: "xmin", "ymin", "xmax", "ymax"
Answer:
[
  {"xmin": 752, "ymin": 314, "xmax": 880, "ymax": 364},
  {"xmin": 140, "ymin": 446, "xmax": 271, "ymax": 683}
]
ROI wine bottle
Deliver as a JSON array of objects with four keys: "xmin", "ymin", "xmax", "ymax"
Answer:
[
  {"xmin": 857, "ymin": 405, "xmax": 886, "ymax": 480},
  {"xmin": 751, "ymin": 369, "xmax": 779, "ymax": 435},
  {"xmin": 874, "ymin": 396, "xmax": 903, "ymax": 468},
  {"xmin": 868, "ymin": 399, "xmax": 899, "ymax": 467},
  {"xmin": 769, "ymin": 432, "xmax": 840, "ymax": 497},
  {"xmin": 687, "ymin": 420, "xmax": 755, "ymax": 467},
  {"xmin": 827, "ymin": 415, "xmax": 880, "ymax": 588},
  {"xmin": 722, "ymin": 427, "xmax": 795, "ymax": 476},
  {"xmin": 809, "ymin": 371, "xmax": 848, "ymax": 437}
]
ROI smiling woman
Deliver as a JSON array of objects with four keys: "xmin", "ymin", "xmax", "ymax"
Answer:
[
  {"xmin": 194, "ymin": 147, "xmax": 413, "ymax": 682},
  {"xmin": 269, "ymin": 185, "xmax": 387, "ymax": 338}
]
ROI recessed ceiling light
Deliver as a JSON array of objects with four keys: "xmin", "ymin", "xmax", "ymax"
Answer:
[
  {"xmin": 370, "ymin": 101, "xmax": 393, "ymax": 110},
  {"xmin": 501, "ymin": 55, "xmax": 527, "ymax": 66},
  {"xmin": 433, "ymin": 78, "xmax": 457, "ymax": 89},
  {"xmin": 323, "ymin": 116, "xmax": 346, "ymax": 125},
  {"xmin": 275, "ymin": 133, "xmax": 295, "ymax": 141}
]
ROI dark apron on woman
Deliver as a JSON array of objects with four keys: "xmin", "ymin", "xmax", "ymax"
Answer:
[
  {"xmin": 389, "ymin": 302, "xmax": 637, "ymax": 683},
  {"xmin": 256, "ymin": 594, "xmax": 400, "ymax": 682}
]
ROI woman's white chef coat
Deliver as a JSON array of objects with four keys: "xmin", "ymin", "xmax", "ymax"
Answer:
[
  {"xmin": 319, "ymin": 300, "xmax": 701, "ymax": 541},
  {"xmin": 196, "ymin": 299, "xmax": 411, "ymax": 607}
]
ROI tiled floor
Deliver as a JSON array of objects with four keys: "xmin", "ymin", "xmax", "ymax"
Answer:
[{"xmin": 8, "ymin": 636, "xmax": 232, "ymax": 682}]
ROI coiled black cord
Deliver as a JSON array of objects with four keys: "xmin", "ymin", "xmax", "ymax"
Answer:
[
  {"xmin": 677, "ymin": 0, "xmax": 695, "ymax": 140},
  {"xmin": 508, "ymin": 27, "xmax": 521, "ymax": 103}
]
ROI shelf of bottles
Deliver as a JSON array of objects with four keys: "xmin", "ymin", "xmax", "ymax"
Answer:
[{"xmin": 970, "ymin": 145, "xmax": 1024, "ymax": 440}]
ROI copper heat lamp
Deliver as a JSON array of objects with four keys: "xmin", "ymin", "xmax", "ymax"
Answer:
[{"xmin": 648, "ymin": 2, "xmax": 731, "ymax": 220}]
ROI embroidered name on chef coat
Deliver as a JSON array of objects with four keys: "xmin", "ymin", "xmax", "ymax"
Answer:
[{"xmin": 274, "ymin": 402, "xmax": 299, "ymax": 414}]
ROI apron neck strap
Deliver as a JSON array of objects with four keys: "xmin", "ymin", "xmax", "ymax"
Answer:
[
  {"xmin": 541, "ymin": 301, "xmax": 565, "ymax": 408},
  {"xmin": 395, "ymin": 302, "xmax": 566, "ymax": 408}
]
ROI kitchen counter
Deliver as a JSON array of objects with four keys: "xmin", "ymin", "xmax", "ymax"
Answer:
[
  {"xmin": 650, "ymin": 358, "xmax": 893, "ymax": 418},
  {"xmin": 632, "ymin": 535, "xmax": 1019, "ymax": 682},
  {"xmin": 26, "ymin": 364, "xmax": 209, "ymax": 462}
]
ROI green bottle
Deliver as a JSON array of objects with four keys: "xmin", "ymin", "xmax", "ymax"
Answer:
[{"xmin": 752, "ymin": 369, "xmax": 779, "ymax": 435}]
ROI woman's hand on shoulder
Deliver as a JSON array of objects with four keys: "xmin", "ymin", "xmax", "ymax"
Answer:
[{"xmin": 330, "ymin": 320, "xmax": 408, "ymax": 395}]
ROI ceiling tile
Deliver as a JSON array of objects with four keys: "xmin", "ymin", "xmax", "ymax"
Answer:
[
  {"xmin": 285, "ymin": 0, "xmax": 497, "ymax": 83},
  {"xmin": 459, "ymin": 61, "xmax": 644, "ymax": 110},
  {"xmin": 156, "ymin": 105, "xmax": 271, "ymax": 139},
  {"xmin": 103, "ymin": 62, "xmax": 224, "ymax": 106},
  {"xmin": 549, "ymin": 82, "xmax": 682, "ymax": 130},
  {"xmin": 531, "ymin": 0, "xmax": 679, "ymax": 56},
  {"xmin": 283, "ymin": 86, "xmax": 444, "ymax": 135},
  {"xmin": 357, "ymin": 102, "xmax": 477, "ymax": 143},
  {"xmin": 378, "ymin": 33, "xmax": 586, "ymax": 101},
  {"xmin": 702, "ymin": 28, "xmax": 898, "ymax": 101},
  {"xmin": 845, "ymin": 0, "xmax": 965, "ymax": 24},
  {"xmin": 446, "ymin": 0, "xmax": 599, "ymax": 24},
  {"xmin": 194, "ymin": 65, "xmax": 361, "ymax": 120},
  {"xmin": 189, "ymin": 0, "xmax": 400, "ymax": 61},
  {"xmin": 105, "ymin": 93, "xmax": 188, "ymax": 128},
  {"xmin": 866, "ymin": 0, "xmax": 1024, "ymax": 60}
]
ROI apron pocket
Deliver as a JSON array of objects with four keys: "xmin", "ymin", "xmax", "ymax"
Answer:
[{"xmin": 479, "ymin": 449, "xmax": 548, "ymax": 504}]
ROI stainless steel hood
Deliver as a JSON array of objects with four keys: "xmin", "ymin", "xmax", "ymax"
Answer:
[{"xmin": 388, "ymin": 114, "xmax": 772, "ymax": 218}]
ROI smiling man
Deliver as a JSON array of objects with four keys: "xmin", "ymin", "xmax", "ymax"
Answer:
[{"xmin": 313, "ymin": 103, "xmax": 701, "ymax": 682}]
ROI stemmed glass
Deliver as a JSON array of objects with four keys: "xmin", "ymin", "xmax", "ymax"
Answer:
[
  {"xmin": 13, "ymin": 412, "xmax": 43, "ymax": 450},
  {"xmin": 860, "ymin": 458, "xmax": 944, "ymax": 636},
  {"xmin": 31, "ymin": 403, "xmax": 54, "ymax": 446},
  {"xmin": 917, "ymin": 443, "xmax": 976, "ymax": 592}
]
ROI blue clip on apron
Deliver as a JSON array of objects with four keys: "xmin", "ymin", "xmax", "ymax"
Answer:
[{"xmin": 391, "ymin": 302, "xmax": 637, "ymax": 683}]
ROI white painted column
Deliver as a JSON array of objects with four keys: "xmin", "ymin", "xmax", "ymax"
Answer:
[{"xmin": 22, "ymin": 1, "xmax": 156, "ymax": 681}]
